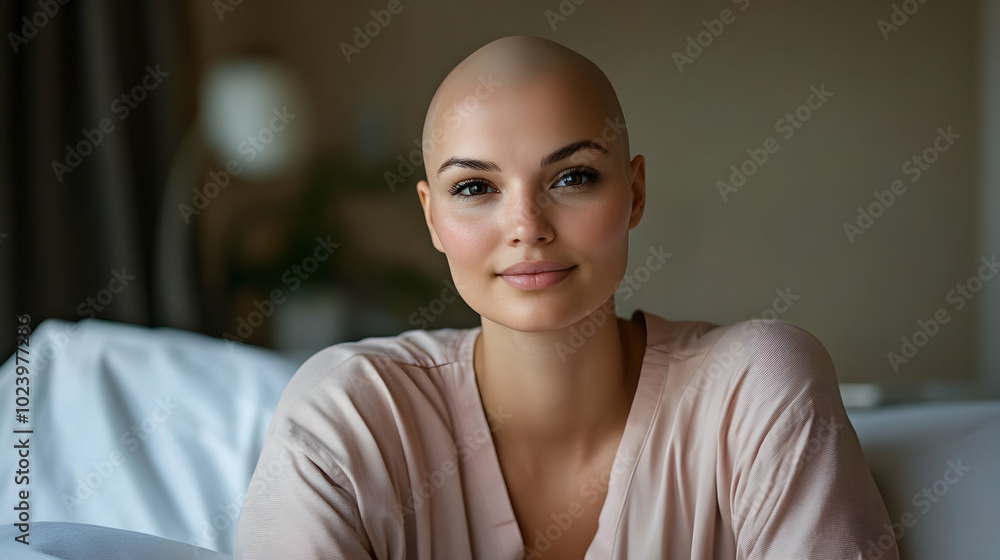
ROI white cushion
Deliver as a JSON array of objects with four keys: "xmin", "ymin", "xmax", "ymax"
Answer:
[
  {"xmin": 0, "ymin": 521, "xmax": 232, "ymax": 559},
  {"xmin": 0, "ymin": 318, "xmax": 297, "ymax": 554},
  {"xmin": 848, "ymin": 401, "xmax": 1000, "ymax": 559}
]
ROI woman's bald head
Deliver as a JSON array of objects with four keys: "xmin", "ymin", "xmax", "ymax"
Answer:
[
  {"xmin": 420, "ymin": 35, "xmax": 630, "ymax": 175},
  {"xmin": 413, "ymin": 36, "xmax": 646, "ymax": 332}
]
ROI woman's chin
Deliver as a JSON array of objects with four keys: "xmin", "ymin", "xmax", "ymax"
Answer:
[{"xmin": 478, "ymin": 299, "xmax": 610, "ymax": 334}]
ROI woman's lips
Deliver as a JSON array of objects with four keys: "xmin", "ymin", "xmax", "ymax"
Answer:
[{"xmin": 499, "ymin": 266, "xmax": 576, "ymax": 291}]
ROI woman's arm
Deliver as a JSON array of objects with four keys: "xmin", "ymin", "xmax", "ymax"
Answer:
[
  {"xmin": 233, "ymin": 351, "xmax": 405, "ymax": 559},
  {"xmin": 720, "ymin": 320, "xmax": 898, "ymax": 560},
  {"xmin": 234, "ymin": 420, "xmax": 375, "ymax": 559}
]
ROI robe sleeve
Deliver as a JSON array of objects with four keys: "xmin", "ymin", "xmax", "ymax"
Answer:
[
  {"xmin": 720, "ymin": 320, "xmax": 898, "ymax": 560},
  {"xmin": 234, "ymin": 353, "xmax": 405, "ymax": 559},
  {"xmin": 233, "ymin": 414, "xmax": 376, "ymax": 560}
]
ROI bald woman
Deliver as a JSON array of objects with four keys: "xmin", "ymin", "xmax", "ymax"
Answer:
[{"xmin": 234, "ymin": 36, "xmax": 897, "ymax": 560}]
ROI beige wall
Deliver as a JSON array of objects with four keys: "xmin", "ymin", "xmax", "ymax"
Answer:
[{"xmin": 188, "ymin": 0, "xmax": 988, "ymax": 395}]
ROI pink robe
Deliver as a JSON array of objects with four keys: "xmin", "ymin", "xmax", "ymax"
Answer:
[{"xmin": 235, "ymin": 309, "xmax": 898, "ymax": 559}]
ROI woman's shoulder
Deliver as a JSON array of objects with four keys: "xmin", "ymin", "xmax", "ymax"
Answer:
[
  {"xmin": 659, "ymin": 313, "xmax": 838, "ymax": 406},
  {"xmin": 729, "ymin": 318, "xmax": 839, "ymax": 402},
  {"xmin": 643, "ymin": 310, "xmax": 826, "ymax": 359},
  {"xmin": 711, "ymin": 318, "xmax": 832, "ymax": 363},
  {"xmin": 268, "ymin": 325, "xmax": 477, "ymax": 433},
  {"xmin": 296, "ymin": 324, "xmax": 473, "ymax": 380}
]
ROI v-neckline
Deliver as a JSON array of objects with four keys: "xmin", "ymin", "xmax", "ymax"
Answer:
[{"xmin": 456, "ymin": 309, "xmax": 668, "ymax": 559}]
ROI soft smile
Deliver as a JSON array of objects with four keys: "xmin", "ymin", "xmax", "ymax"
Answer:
[{"xmin": 497, "ymin": 263, "xmax": 576, "ymax": 291}]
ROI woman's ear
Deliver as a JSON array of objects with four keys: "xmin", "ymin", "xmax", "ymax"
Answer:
[
  {"xmin": 416, "ymin": 179, "xmax": 446, "ymax": 253},
  {"xmin": 628, "ymin": 154, "xmax": 646, "ymax": 230}
]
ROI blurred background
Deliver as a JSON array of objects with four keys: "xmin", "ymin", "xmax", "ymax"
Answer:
[{"xmin": 1, "ymin": 0, "xmax": 997, "ymax": 402}]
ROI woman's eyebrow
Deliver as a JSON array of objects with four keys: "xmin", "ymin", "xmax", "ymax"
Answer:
[{"xmin": 436, "ymin": 140, "xmax": 609, "ymax": 177}]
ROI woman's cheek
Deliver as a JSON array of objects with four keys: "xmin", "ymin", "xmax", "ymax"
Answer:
[
  {"xmin": 580, "ymin": 201, "xmax": 630, "ymax": 248},
  {"xmin": 584, "ymin": 201, "xmax": 632, "ymax": 279},
  {"xmin": 435, "ymin": 213, "xmax": 494, "ymax": 268}
]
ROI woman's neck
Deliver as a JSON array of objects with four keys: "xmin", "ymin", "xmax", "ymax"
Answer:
[{"xmin": 473, "ymin": 301, "xmax": 647, "ymax": 470}]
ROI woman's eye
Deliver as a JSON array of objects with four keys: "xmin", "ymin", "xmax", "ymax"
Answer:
[
  {"xmin": 450, "ymin": 181, "xmax": 496, "ymax": 198},
  {"xmin": 555, "ymin": 168, "xmax": 601, "ymax": 188},
  {"xmin": 556, "ymin": 172, "xmax": 585, "ymax": 187},
  {"xmin": 449, "ymin": 168, "xmax": 599, "ymax": 199}
]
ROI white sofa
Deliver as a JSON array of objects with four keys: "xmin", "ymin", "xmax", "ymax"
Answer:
[
  {"xmin": 0, "ymin": 318, "xmax": 297, "ymax": 558},
  {"xmin": 0, "ymin": 318, "xmax": 997, "ymax": 559},
  {"xmin": 847, "ymin": 399, "xmax": 1000, "ymax": 559}
]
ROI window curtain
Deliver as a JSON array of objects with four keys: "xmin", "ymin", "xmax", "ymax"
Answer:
[{"xmin": 1, "ymin": 0, "xmax": 203, "ymax": 357}]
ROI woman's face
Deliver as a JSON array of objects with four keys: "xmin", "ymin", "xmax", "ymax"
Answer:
[{"xmin": 416, "ymin": 72, "xmax": 645, "ymax": 332}]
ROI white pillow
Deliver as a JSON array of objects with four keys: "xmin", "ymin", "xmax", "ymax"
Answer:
[
  {"xmin": 0, "ymin": 318, "xmax": 298, "ymax": 554},
  {"xmin": 0, "ymin": 521, "xmax": 233, "ymax": 559},
  {"xmin": 848, "ymin": 401, "xmax": 1000, "ymax": 559}
]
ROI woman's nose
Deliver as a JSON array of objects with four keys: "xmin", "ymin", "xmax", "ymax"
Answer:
[{"xmin": 505, "ymin": 186, "xmax": 555, "ymax": 246}]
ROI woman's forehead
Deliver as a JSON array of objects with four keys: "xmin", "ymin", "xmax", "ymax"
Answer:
[
  {"xmin": 421, "ymin": 36, "xmax": 629, "ymax": 174},
  {"xmin": 424, "ymin": 72, "xmax": 621, "ymax": 165}
]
